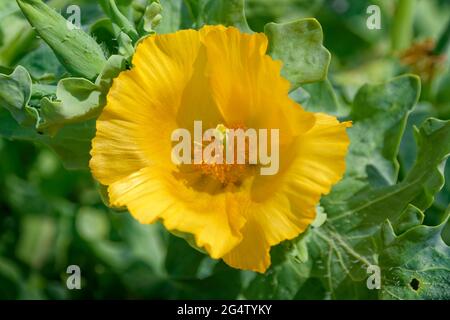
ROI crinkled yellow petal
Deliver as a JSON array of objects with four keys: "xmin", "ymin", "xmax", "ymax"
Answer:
[
  {"xmin": 90, "ymin": 30, "xmax": 203, "ymax": 185},
  {"xmin": 224, "ymin": 113, "xmax": 351, "ymax": 272},
  {"xmin": 107, "ymin": 166, "xmax": 246, "ymax": 258},
  {"xmin": 202, "ymin": 27, "xmax": 315, "ymax": 142}
]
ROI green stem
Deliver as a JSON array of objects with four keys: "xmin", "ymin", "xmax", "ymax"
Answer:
[
  {"xmin": 97, "ymin": 0, "xmax": 112, "ymax": 16},
  {"xmin": 97, "ymin": 0, "xmax": 139, "ymax": 42},
  {"xmin": 391, "ymin": 0, "xmax": 416, "ymax": 53},
  {"xmin": 434, "ymin": 18, "xmax": 450, "ymax": 55}
]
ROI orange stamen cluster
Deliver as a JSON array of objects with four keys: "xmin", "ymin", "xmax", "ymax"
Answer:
[{"xmin": 194, "ymin": 125, "xmax": 252, "ymax": 185}]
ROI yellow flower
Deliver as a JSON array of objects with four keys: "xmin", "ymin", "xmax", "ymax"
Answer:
[{"xmin": 90, "ymin": 25, "xmax": 351, "ymax": 273}]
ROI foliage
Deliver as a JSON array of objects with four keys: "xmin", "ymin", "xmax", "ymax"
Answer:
[{"xmin": 0, "ymin": 0, "xmax": 449, "ymax": 299}]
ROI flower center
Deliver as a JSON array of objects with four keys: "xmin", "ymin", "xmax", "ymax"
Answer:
[{"xmin": 193, "ymin": 124, "xmax": 254, "ymax": 185}]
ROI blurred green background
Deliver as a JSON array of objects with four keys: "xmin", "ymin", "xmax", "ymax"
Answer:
[{"xmin": 0, "ymin": 0, "xmax": 449, "ymax": 299}]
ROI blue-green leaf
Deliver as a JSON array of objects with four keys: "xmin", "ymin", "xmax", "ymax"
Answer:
[
  {"xmin": 155, "ymin": 0, "xmax": 183, "ymax": 34},
  {"xmin": 185, "ymin": 0, "xmax": 251, "ymax": 32},
  {"xmin": 265, "ymin": 19, "xmax": 330, "ymax": 90},
  {"xmin": 380, "ymin": 206, "xmax": 450, "ymax": 299},
  {"xmin": 38, "ymin": 78, "xmax": 103, "ymax": 136},
  {"xmin": 0, "ymin": 66, "xmax": 36, "ymax": 126}
]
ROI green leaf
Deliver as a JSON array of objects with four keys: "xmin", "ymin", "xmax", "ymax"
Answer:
[
  {"xmin": 38, "ymin": 78, "xmax": 103, "ymax": 135},
  {"xmin": 392, "ymin": 204, "xmax": 425, "ymax": 235},
  {"xmin": 0, "ymin": 107, "xmax": 38, "ymax": 141},
  {"xmin": 39, "ymin": 121, "xmax": 96, "ymax": 170},
  {"xmin": 202, "ymin": 0, "xmax": 250, "ymax": 32},
  {"xmin": 38, "ymin": 54, "xmax": 126, "ymax": 136},
  {"xmin": 185, "ymin": 0, "xmax": 251, "ymax": 32},
  {"xmin": 18, "ymin": 44, "xmax": 64, "ymax": 81},
  {"xmin": 293, "ymin": 79, "xmax": 350, "ymax": 117},
  {"xmin": 0, "ymin": 108, "xmax": 95, "ymax": 169},
  {"xmin": 0, "ymin": 66, "xmax": 36, "ymax": 126},
  {"xmin": 0, "ymin": 55, "xmax": 125, "ymax": 166},
  {"xmin": 96, "ymin": 54, "xmax": 127, "ymax": 92},
  {"xmin": 244, "ymin": 241, "xmax": 313, "ymax": 299},
  {"xmin": 379, "ymin": 206, "xmax": 450, "ymax": 299},
  {"xmin": 308, "ymin": 117, "xmax": 450, "ymax": 299},
  {"xmin": 326, "ymin": 75, "xmax": 421, "ymax": 201},
  {"xmin": 265, "ymin": 18, "xmax": 330, "ymax": 90},
  {"xmin": 17, "ymin": 0, "xmax": 106, "ymax": 80},
  {"xmin": 300, "ymin": 80, "xmax": 339, "ymax": 114},
  {"xmin": 155, "ymin": 0, "xmax": 183, "ymax": 34}
]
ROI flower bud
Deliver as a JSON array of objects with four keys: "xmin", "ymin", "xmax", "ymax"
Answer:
[{"xmin": 17, "ymin": 0, "xmax": 107, "ymax": 80}]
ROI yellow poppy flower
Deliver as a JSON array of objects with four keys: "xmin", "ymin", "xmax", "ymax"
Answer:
[{"xmin": 89, "ymin": 25, "xmax": 351, "ymax": 273}]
